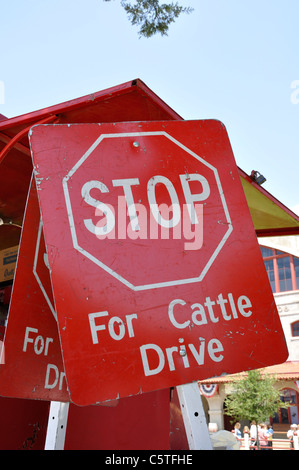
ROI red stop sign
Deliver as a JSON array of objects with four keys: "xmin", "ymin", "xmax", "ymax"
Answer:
[
  {"xmin": 30, "ymin": 120, "xmax": 288, "ymax": 405},
  {"xmin": 63, "ymin": 130, "xmax": 231, "ymax": 290}
]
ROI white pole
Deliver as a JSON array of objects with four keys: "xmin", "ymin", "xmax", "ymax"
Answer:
[
  {"xmin": 294, "ymin": 434, "xmax": 299, "ymax": 450},
  {"xmin": 44, "ymin": 401, "xmax": 69, "ymax": 450},
  {"xmin": 244, "ymin": 432, "xmax": 250, "ymax": 450},
  {"xmin": 176, "ymin": 382, "xmax": 213, "ymax": 450}
]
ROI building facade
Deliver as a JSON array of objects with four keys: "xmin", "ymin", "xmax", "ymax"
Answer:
[{"xmin": 199, "ymin": 235, "xmax": 299, "ymax": 432}]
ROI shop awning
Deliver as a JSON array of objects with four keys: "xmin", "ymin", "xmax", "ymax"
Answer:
[
  {"xmin": 239, "ymin": 168, "xmax": 299, "ymax": 238},
  {"xmin": 199, "ymin": 361, "xmax": 299, "ymax": 384},
  {"xmin": 0, "ymin": 79, "xmax": 181, "ymax": 250}
]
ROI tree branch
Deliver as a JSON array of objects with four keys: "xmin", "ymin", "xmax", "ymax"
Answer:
[{"xmin": 103, "ymin": 0, "xmax": 194, "ymax": 37}]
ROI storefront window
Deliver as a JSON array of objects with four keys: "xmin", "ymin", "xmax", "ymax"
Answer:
[
  {"xmin": 291, "ymin": 321, "xmax": 299, "ymax": 337},
  {"xmin": 260, "ymin": 246, "xmax": 299, "ymax": 293},
  {"xmin": 264, "ymin": 259, "xmax": 275, "ymax": 292},
  {"xmin": 273, "ymin": 389, "xmax": 299, "ymax": 425},
  {"xmin": 261, "ymin": 247, "xmax": 273, "ymax": 258},
  {"xmin": 277, "ymin": 256, "xmax": 292, "ymax": 292}
]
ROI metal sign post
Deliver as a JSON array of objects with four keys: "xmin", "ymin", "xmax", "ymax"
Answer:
[
  {"xmin": 176, "ymin": 383, "xmax": 213, "ymax": 450},
  {"xmin": 44, "ymin": 401, "xmax": 69, "ymax": 450}
]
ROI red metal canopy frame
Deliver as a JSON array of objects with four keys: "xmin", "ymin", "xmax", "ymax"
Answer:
[{"xmin": 0, "ymin": 79, "xmax": 182, "ymax": 250}]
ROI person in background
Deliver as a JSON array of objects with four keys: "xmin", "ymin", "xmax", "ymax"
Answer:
[
  {"xmin": 287, "ymin": 424, "xmax": 298, "ymax": 449},
  {"xmin": 266, "ymin": 425, "xmax": 273, "ymax": 450},
  {"xmin": 242, "ymin": 426, "xmax": 250, "ymax": 450},
  {"xmin": 209, "ymin": 423, "xmax": 240, "ymax": 450},
  {"xmin": 249, "ymin": 420, "xmax": 258, "ymax": 450},
  {"xmin": 258, "ymin": 423, "xmax": 269, "ymax": 450},
  {"xmin": 243, "ymin": 425, "xmax": 250, "ymax": 435},
  {"xmin": 233, "ymin": 422, "xmax": 242, "ymax": 440}
]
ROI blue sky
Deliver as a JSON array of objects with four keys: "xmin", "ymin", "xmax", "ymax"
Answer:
[{"xmin": 1, "ymin": 0, "xmax": 299, "ymax": 214}]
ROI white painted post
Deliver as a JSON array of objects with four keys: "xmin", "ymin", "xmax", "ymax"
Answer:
[
  {"xmin": 176, "ymin": 382, "xmax": 213, "ymax": 450},
  {"xmin": 294, "ymin": 434, "xmax": 299, "ymax": 450},
  {"xmin": 44, "ymin": 401, "xmax": 69, "ymax": 450},
  {"xmin": 244, "ymin": 432, "xmax": 250, "ymax": 450}
]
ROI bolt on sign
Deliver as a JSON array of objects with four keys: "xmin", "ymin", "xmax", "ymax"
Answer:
[
  {"xmin": 0, "ymin": 178, "xmax": 69, "ymax": 402},
  {"xmin": 29, "ymin": 120, "xmax": 288, "ymax": 406}
]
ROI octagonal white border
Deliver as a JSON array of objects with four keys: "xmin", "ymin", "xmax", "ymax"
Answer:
[
  {"xmin": 62, "ymin": 131, "xmax": 233, "ymax": 291},
  {"xmin": 33, "ymin": 217, "xmax": 57, "ymax": 321}
]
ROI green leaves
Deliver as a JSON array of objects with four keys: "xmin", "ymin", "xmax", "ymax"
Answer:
[
  {"xmin": 104, "ymin": 0, "xmax": 194, "ymax": 37},
  {"xmin": 224, "ymin": 369, "xmax": 288, "ymax": 424}
]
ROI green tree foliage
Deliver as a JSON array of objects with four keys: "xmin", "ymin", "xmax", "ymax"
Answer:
[
  {"xmin": 103, "ymin": 0, "xmax": 194, "ymax": 37},
  {"xmin": 224, "ymin": 369, "xmax": 288, "ymax": 448}
]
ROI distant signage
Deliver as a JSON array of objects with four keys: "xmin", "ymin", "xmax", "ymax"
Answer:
[
  {"xmin": 29, "ymin": 120, "xmax": 288, "ymax": 405},
  {"xmin": 0, "ymin": 178, "xmax": 69, "ymax": 402},
  {"xmin": 0, "ymin": 245, "xmax": 18, "ymax": 282}
]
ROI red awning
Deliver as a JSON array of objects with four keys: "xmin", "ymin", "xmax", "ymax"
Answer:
[
  {"xmin": 199, "ymin": 361, "xmax": 299, "ymax": 384},
  {"xmin": 0, "ymin": 79, "xmax": 182, "ymax": 250},
  {"xmin": 239, "ymin": 168, "xmax": 299, "ymax": 238}
]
